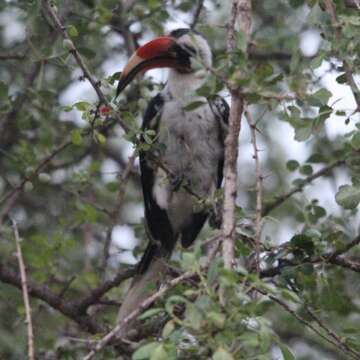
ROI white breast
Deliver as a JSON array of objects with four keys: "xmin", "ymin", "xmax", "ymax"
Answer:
[{"xmin": 152, "ymin": 93, "xmax": 222, "ymax": 232}]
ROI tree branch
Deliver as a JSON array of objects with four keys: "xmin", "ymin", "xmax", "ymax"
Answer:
[
  {"xmin": 257, "ymin": 286, "xmax": 360, "ymax": 360},
  {"xmin": 11, "ymin": 219, "xmax": 35, "ymax": 360},
  {"xmin": 0, "ymin": 140, "xmax": 72, "ymax": 230},
  {"xmin": 222, "ymin": 0, "xmax": 252, "ymax": 269},
  {"xmin": 0, "ymin": 262, "xmax": 103, "ymax": 333},
  {"xmin": 190, "ymin": 0, "xmax": 204, "ymax": 29},
  {"xmin": 41, "ymin": 0, "xmax": 130, "ymax": 132},
  {"xmin": 344, "ymin": 0, "xmax": 360, "ymax": 8},
  {"xmin": 262, "ymin": 159, "xmax": 345, "ymax": 216},
  {"xmin": 0, "ymin": 52, "xmax": 26, "ymax": 60},
  {"xmin": 0, "ymin": 259, "xmax": 135, "ymax": 334},
  {"xmin": 260, "ymin": 234, "xmax": 360, "ymax": 278},
  {"xmin": 75, "ymin": 267, "xmax": 136, "ymax": 313},
  {"xmin": 304, "ymin": 304, "xmax": 360, "ymax": 359},
  {"xmin": 246, "ymin": 109, "xmax": 263, "ymax": 275},
  {"xmin": 102, "ymin": 152, "xmax": 137, "ymax": 275},
  {"xmin": 323, "ymin": 0, "xmax": 360, "ymax": 111},
  {"xmin": 82, "ymin": 271, "xmax": 196, "ymax": 360}
]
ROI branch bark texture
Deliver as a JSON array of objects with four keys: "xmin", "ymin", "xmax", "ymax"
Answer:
[
  {"xmin": 222, "ymin": 0, "xmax": 252, "ymax": 269},
  {"xmin": 12, "ymin": 219, "xmax": 35, "ymax": 360}
]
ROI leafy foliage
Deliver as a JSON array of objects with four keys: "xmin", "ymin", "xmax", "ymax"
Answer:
[{"xmin": 0, "ymin": 0, "xmax": 360, "ymax": 359}]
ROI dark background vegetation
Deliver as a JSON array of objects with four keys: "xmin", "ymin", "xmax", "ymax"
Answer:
[{"xmin": 1, "ymin": 0, "xmax": 360, "ymax": 359}]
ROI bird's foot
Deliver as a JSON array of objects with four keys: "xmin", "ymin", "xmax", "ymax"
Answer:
[
  {"xmin": 209, "ymin": 201, "xmax": 222, "ymax": 229},
  {"xmin": 170, "ymin": 174, "xmax": 185, "ymax": 192}
]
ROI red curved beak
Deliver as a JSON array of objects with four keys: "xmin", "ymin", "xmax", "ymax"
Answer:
[{"xmin": 116, "ymin": 36, "xmax": 184, "ymax": 96}]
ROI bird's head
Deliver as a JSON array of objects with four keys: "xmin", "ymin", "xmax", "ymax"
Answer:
[{"xmin": 116, "ymin": 28, "xmax": 212, "ymax": 96}]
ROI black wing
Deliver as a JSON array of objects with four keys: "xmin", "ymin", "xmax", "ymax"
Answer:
[
  {"xmin": 180, "ymin": 96, "xmax": 229, "ymax": 248},
  {"xmin": 139, "ymin": 93, "xmax": 175, "ymax": 252}
]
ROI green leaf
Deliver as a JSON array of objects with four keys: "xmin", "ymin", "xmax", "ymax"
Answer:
[
  {"xmin": 236, "ymin": 31, "xmax": 247, "ymax": 53},
  {"xmin": 351, "ymin": 132, "xmax": 360, "ymax": 150},
  {"xmin": 74, "ymin": 101, "xmax": 90, "ymax": 111},
  {"xmin": 62, "ymin": 105, "xmax": 73, "ymax": 112},
  {"xmin": 281, "ymin": 289, "xmax": 301, "ymax": 304},
  {"xmin": 335, "ymin": 185, "xmax": 360, "ymax": 209},
  {"xmin": 77, "ymin": 204, "xmax": 98, "ymax": 223},
  {"xmin": 95, "ymin": 132, "xmax": 106, "ymax": 145},
  {"xmin": 106, "ymin": 71, "xmax": 121, "ymax": 85},
  {"xmin": 138, "ymin": 308, "xmax": 163, "ymax": 320},
  {"xmin": 207, "ymin": 257, "xmax": 221, "ymax": 285},
  {"xmin": 207, "ymin": 311, "xmax": 226, "ymax": 329},
  {"xmin": 308, "ymin": 88, "xmax": 332, "ymax": 106},
  {"xmin": 122, "ymin": 111, "xmax": 138, "ymax": 129},
  {"xmin": 286, "ymin": 160, "xmax": 299, "ymax": 171},
  {"xmin": 150, "ymin": 344, "xmax": 168, "ymax": 360},
  {"xmin": 181, "ymin": 252, "xmax": 197, "ymax": 270},
  {"xmin": 183, "ymin": 101, "xmax": 206, "ymax": 111},
  {"xmin": 68, "ymin": 25, "xmax": 78, "ymax": 38},
  {"xmin": 77, "ymin": 47, "xmax": 96, "ymax": 59},
  {"xmin": 336, "ymin": 73, "xmax": 347, "ymax": 84},
  {"xmin": 276, "ymin": 340, "xmax": 295, "ymax": 360},
  {"xmin": 313, "ymin": 205, "xmax": 326, "ymax": 218},
  {"xmin": 299, "ymin": 164, "xmax": 313, "ymax": 176},
  {"xmin": 132, "ymin": 342, "xmax": 159, "ymax": 360},
  {"xmin": 294, "ymin": 124, "xmax": 312, "ymax": 142},
  {"xmin": 0, "ymin": 81, "xmax": 8, "ymax": 100},
  {"xmin": 165, "ymin": 295, "xmax": 188, "ymax": 317},
  {"xmin": 38, "ymin": 173, "xmax": 51, "ymax": 183},
  {"xmin": 310, "ymin": 52, "xmax": 325, "ymax": 69},
  {"xmin": 306, "ymin": 153, "xmax": 326, "ymax": 163},
  {"xmin": 290, "ymin": 234, "xmax": 315, "ymax": 257},
  {"xmin": 24, "ymin": 181, "xmax": 34, "ymax": 192},
  {"xmin": 347, "ymin": 15, "xmax": 360, "ymax": 26},
  {"xmin": 255, "ymin": 63, "xmax": 273, "ymax": 79},
  {"xmin": 143, "ymin": 130, "xmax": 156, "ymax": 144},
  {"xmin": 71, "ymin": 129, "xmax": 82, "ymax": 145},
  {"xmin": 106, "ymin": 181, "xmax": 118, "ymax": 192},
  {"xmin": 185, "ymin": 303, "xmax": 204, "ymax": 330},
  {"xmin": 162, "ymin": 320, "xmax": 175, "ymax": 338},
  {"xmin": 289, "ymin": 0, "xmax": 304, "ymax": 8},
  {"xmin": 213, "ymin": 348, "xmax": 234, "ymax": 360}
]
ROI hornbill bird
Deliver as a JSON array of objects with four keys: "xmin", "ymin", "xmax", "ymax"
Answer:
[
  {"xmin": 116, "ymin": 28, "xmax": 229, "ymax": 274},
  {"xmin": 115, "ymin": 29, "xmax": 229, "ymax": 331}
]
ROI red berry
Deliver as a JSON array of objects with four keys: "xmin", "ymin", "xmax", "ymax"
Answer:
[{"xmin": 100, "ymin": 106, "xmax": 110, "ymax": 114}]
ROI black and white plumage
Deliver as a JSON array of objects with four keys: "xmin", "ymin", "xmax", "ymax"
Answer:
[
  {"xmin": 136, "ymin": 31, "xmax": 229, "ymax": 273},
  {"xmin": 116, "ymin": 29, "xmax": 229, "ymax": 273}
]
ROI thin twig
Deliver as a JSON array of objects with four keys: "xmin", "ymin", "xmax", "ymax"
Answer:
[
  {"xmin": 344, "ymin": 0, "xmax": 360, "ymax": 9},
  {"xmin": 41, "ymin": 1, "xmax": 105, "ymax": 102},
  {"xmin": 0, "ymin": 52, "xmax": 26, "ymax": 60},
  {"xmin": 41, "ymin": 0, "xmax": 129, "ymax": 132},
  {"xmin": 221, "ymin": 0, "xmax": 252, "ymax": 269},
  {"xmin": 286, "ymin": 281, "xmax": 360, "ymax": 359},
  {"xmin": 0, "ymin": 140, "xmax": 72, "ymax": 230},
  {"xmin": 260, "ymin": 234, "xmax": 360, "ymax": 278},
  {"xmin": 323, "ymin": 0, "xmax": 360, "ymax": 110},
  {"xmin": 74, "ymin": 267, "xmax": 136, "ymax": 314},
  {"xmin": 262, "ymin": 159, "xmax": 345, "ymax": 216},
  {"xmin": 190, "ymin": 0, "xmax": 204, "ymax": 29},
  {"xmin": 101, "ymin": 152, "xmax": 137, "ymax": 274},
  {"xmin": 11, "ymin": 219, "xmax": 35, "ymax": 360},
  {"xmin": 246, "ymin": 109, "xmax": 263, "ymax": 275},
  {"xmin": 305, "ymin": 305, "xmax": 360, "ymax": 359},
  {"xmin": 0, "ymin": 260, "xmax": 135, "ymax": 333},
  {"xmin": 257, "ymin": 287, "xmax": 359, "ymax": 360},
  {"xmin": 82, "ymin": 271, "xmax": 195, "ymax": 360}
]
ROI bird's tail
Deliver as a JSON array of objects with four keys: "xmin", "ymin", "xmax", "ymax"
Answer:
[
  {"xmin": 116, "ymin": 241, "xmax": 173, "ymax": 338},
  {"xmin": 136, "ymin": 242, "xmax": 171, "ymax": 274}
]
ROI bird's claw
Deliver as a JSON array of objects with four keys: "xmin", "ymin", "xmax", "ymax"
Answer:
[{"xmin": 170, "ymin": 174, "xmax": 185, "ymax": 192}]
